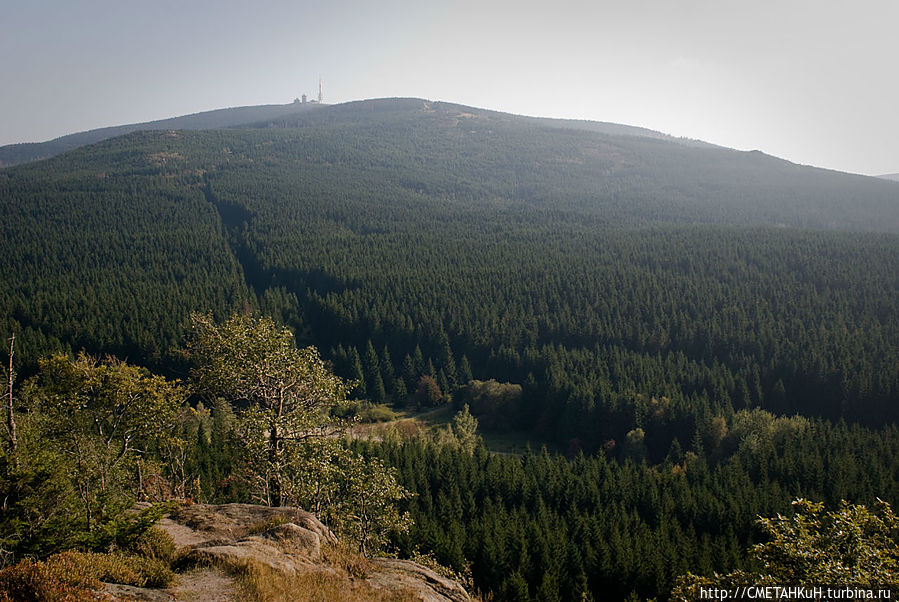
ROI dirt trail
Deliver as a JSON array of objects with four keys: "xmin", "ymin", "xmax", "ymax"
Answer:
[{"xmin": 167, "ymin": 568, "xmax": 237, "ymax": 602}]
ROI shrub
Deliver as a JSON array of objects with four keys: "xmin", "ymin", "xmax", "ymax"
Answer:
[
  {"xmin": 65, "ymin": 550, "xmax": 176, "ymax": 589},
  {"xmin": 359, "ymin": 404, "xmax": 398, "ymax": 423},
  {"xmin": 0, "ymin": 551, "xmax": 101, "ymax": 602},
  {"xmin": 0, "ymin": 548, "xmax": 177, "ymax": 601},
  {"xmin": 128, "ymin": 526, "xmax": 177, "ymax": 564},
  {"xmin": 85, "ymin": 500, "xmax": 181, "ymax": 552}
]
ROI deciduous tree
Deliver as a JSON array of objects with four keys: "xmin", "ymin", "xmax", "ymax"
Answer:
[
  {"xmin": 31, "ymin": 353, "xmax": 184, "ymax": 535},
  {"xmin": 673, "ymin": 498, "xmax": 899, "ymax": 600},
  {"xmin": 188, "ymin": 313, "xmax": 352, "ymax": 506}
]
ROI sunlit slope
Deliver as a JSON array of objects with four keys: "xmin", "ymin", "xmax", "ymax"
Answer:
[{"xmin": 241, "ymin": 98, "xmax": 899, "ymax": 232}]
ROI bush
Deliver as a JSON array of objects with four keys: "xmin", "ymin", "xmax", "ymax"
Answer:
[
  {"xmin": 332, "ymin": 402, "xmax": 398, "ymax": 423},
  {"xmin": 128, "ymin": 526, "xmax": 177, "ymax": 565},
  {"xmin": 673, "ymin": 498, "xmax": 899, "ymax": 600},
  {"xmin": 89, "ymin": 552, "xmax": 174, "ymax": 588},
  {"xmin": 359, "ymin": 404, "xmax": 398, "ymax": 423},
  {"xmin": 84, "ymin": 500, "xmax": 181, "ymax": 552},
  {"xmin": 455, "ymin": 380, "xmax": 521, "ymax": 430},
  {"xmin": 0, "ymin": 547, "xmax": 177, "ymax": 601},
  {"xmin": 0, "ymin": 551, "xmax": 101, "ymax": 602}
]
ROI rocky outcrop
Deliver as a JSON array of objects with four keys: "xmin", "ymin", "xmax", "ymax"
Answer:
[
  {"xmin": 117, "ymin": 502, "xmax": 472, "ymax": 602},
  {"xmin": 370, "ymin": 559, "xmax": 473, "ymax": 602},
  {"xmin": 163, "ymin": 503, "xmax": 335, "ymax": 579}
]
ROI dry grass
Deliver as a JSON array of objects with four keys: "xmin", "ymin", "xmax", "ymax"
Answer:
[
  {"xmin": 228, "ymin": 544, "xmax": 418, "ymax": 602},
  {"xmin": 233, "ymin": 563, "xmax": 417, "ymax": 602},
  {"xmin": 246, "ymin": 515, "xmax": 290, "ymax": 536},
  {"xmin": 320, "ymin": 541, "xmax": 374, "ymax": 578}
]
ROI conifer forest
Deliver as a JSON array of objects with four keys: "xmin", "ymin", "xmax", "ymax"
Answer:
[{"xmin": 2, "ymin": 99, "xmax": 899, "ymax": 600}]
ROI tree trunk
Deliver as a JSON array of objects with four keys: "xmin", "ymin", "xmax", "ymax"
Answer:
[
  {"xmin": 268, "ymin": 422, "xmax": 281, "ymax": 506},
  {"xmin": 136, "ymin": 458, "xmax": 144, "ymax": 502},
  {"xmin": 5, "ymin": 334, "xmax": 17, "ymax": 470}
]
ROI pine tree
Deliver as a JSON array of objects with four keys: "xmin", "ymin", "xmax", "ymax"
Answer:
[
  {"xmin": 334, "ymin": 344, "xmax": 348, "ymax": 374},
  {"xmin": 380, "ymin": 345, "xmax": 396, "ymax": 387},
  {"xmin": 393, "ymin": 376, "xmax": 408, "ymax": 405},
  {"xmin": 437, "ymin": 369, "xmax": 450, "ymax": 397},
  {"xmin": 401, "ymin": 354, "xmax": 417, "ymax": 391},
  {"xmin": 438, "ymin": 335, "xmax": 457, "ymax": 385},
  {"xmin": 458, "ymin": 354, "xmax": 473, "ymax": 384},
  {"xmin": 365, "ymin": 341, "xmax": 387, "ymax": 403},
  {"xmin": 349, "ymin": 346, "xmax": 367, "ymax": 398},
  {"xmin": 412, "ymin": 345, "xmax": 425, "ymax": 376}
]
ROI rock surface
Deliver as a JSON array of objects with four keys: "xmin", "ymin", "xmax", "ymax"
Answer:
[
  {"xmin": 369, "ymin": 559, "xmax": 473, "ymax": 602},
  {"xmin": 106, "ymin": 502, "xmax": 471, "ymax": 601}
]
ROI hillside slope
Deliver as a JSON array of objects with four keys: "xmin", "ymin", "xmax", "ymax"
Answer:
[
  {"xmin": 2, "ymin": 97, "xmax": 899, "ymax": 602},
  {"xmin": 0, "ymin": 97, "xmax": 713, "ymax": 169},
  {"xmin": 0, "ymin": 101, "xmax": 325, "ymax": 167},
  {"xmin": 233, "ymin": 98, "xmax": 899, "ymax": 232},
  {"xmin": 1, "ymin": 98, "xmax": 897, "ymax": 428}
]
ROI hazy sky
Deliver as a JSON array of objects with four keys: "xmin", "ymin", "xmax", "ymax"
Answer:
[{"xmin": 2, "ymin": 0, "xmax": 897, "ymax": 176}]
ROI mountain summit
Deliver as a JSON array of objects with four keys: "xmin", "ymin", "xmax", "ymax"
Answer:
[
  {"xmin": 0, "ymin": 97, "xmax": 716, "ymax": 169},
  {"xmin": 0, "ymin": 101, "xmax": 324, "ymax": 167}
]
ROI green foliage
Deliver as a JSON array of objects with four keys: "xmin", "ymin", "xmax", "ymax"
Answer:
[
  {"xmin": 188, "ymin": 313, "xmax": 412, "ymax": 555},
  {"xmin": 85, "ymin": 501, "xmax": 181, "ymax": 553},
  {"xmin": 754, "ymin": 499, "xmax": 899, "ymax": 584},
  {"xmin": 359, "ymin": 404, "xmax": 400, "ymax": 423},
  {"xmin": 450, "ymin": 405, "xmax": 480, "ymax": 456},
  {"xmin": 673, "ymin": 499, "xmax": 899, "ymax": 600},
  {"xmin": 331, "ymin": 454, "xmax": 412, "ymax": 555},
  {"xmin": 128, "ymin": 526, "xmax": 177, "ymax": 565},
  {"xmin": 0, "ymin": 355, "xmax": 185, "ymax": 556},
  {"xmin": 359, "ymin": 416, "xmax": 899, "ymax": 602},
  {"xmin": 189, "ymin": 312, "xmax": 352, "ymax": 415},
  {"xmin": 188, "ymin": 312, "xmax": 353, "ymax": 507},
  {"xmin": 332, "ymin": 401, "xmax": 398, "ymax": 423},
  {"xmin": 456, "ymin": 380, "xmax": 523, "ymax": 430},
  {"xmin": 623, "ymin": 427, "xmax": 647, "ymax": 463},
  {"xmin": 1, "ymin": 99, "xmax": 899, "ymax": 600},
  {"xmin": 4, "ymin": 104, "xmax": 897, "ymax": 438},
  {"xmin": 29, "ymin": 354, "xmax": 185, "ymax": 535},
  {"xmin": 0, "ymin": 414, "xmax": 81, "ymax": 554}
]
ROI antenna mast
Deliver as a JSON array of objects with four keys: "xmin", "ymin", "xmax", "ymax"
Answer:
[{"xmin": 318, "ymin": 76, "xmax": 323, "ymax": 103}]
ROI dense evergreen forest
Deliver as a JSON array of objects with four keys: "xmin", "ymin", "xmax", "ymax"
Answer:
[{"xmin": 2, "ymin": 98, "xmax": 899, "ymax": 600}]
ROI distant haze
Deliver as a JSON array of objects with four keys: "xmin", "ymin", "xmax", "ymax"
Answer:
[{"xmin": 2, "ymin": 0, "xmax": 898, "ymax": 176}]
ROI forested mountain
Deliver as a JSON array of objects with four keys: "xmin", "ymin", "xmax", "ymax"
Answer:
[
  {"xmin": 0, "ymin": 101, "xmax": 324, "ymax": 167},
  {"xmin": 0, "ymin": 97, "xmax": 715, "ymax": 169},
  {"xmin": 2, "ymin": 97, "xmax": 899, "ymax": 600}
]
